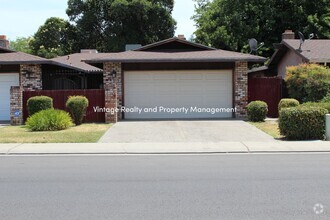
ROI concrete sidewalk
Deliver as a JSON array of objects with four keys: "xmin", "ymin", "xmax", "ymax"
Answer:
[{"xmin": 0, "ymin": 142, "xmax": 330, "ymax": 155}]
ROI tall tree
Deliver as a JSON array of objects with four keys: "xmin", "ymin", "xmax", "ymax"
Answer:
[
  {"xmin": 66, "ymin": 0, "xmax": 176, "ymax": 52},
  {"xmin": 30, "ymin": 17, "xmax": 78, "ymax": 58},
  {"xmin": 193, "ymin": 0, "xmax": 330, "ymax": 57},
  {"xmin": 10, "ymin": 37, "xmax": 33, "ymax": 54}
]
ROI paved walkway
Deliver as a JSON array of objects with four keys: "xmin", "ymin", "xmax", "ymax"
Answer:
[
  {"xmin": 99, "ymin": 120, "xmax": 276, "ymax": 143},
  {"xmin": 0, "ymin": 142, "xmax": 329, "ymax": 155}
]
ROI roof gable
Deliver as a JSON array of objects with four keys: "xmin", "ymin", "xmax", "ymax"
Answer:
[
  {"xmin": 268, "ymin": 39, "xmax": 330, "ymax": 67},
  {"xmin": 135, "ymin": 37, "xmax": 216, "ymax": 52},
  {"xmin": 87, "ymin": 50, "xmax": 266, "ymax": 64},
  {"xmin": 282, "ymin": 39, "xmax": 330, "ymax": 63},
  {"xmin": 51, "ymin": 53, "xmax": 105, "ymax": 72}
]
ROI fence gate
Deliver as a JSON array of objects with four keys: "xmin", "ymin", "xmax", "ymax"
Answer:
[
  {"xmin": 23, "ymin": 89, "xmax": 105, "ymax": 123},
  {"xmin": 248, "ymin": 77, "xmax": 282, "ymax": 118}
]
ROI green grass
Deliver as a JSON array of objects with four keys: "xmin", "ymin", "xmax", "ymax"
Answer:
[
  {"xmin": 249, "ymin": 120, "xmax": 283, "ymax": 139},
  {"xmin": 0, "ymin": 123, "xmax": 112, "ymax": 143}
]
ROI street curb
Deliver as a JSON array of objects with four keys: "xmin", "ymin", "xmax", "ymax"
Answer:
[{"xmin": 1, "ymin": 142, "xmax": 330, "ymax": 155}]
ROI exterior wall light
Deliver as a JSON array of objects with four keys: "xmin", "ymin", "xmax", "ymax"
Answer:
[
  {"xmin": 111, "ymin": 70, "xmax": 117, "ymax": 78},
  {"xmin": 22, "ymin": 70, "xmax": 32, "ymax": 78}
]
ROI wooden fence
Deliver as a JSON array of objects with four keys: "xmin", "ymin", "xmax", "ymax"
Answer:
[{"xmin": 248, "ymin": 77, "xmax": 283, "ymax": 118}]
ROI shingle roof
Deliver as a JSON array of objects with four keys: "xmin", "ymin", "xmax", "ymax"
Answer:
[
  {"xmin": 282, "ymin": 39, "xmax": 330, "ymax": 63},
  {"xmin": 51, "ymin": 53, "xmax": 105, "ymax": 72},
  {"xmin": 87, "ymin": 50, "xmax": 266, "ymax": 64},
  {"xmin": 0, "ymin": 51, "xmax": 48, "ymax": 64}
]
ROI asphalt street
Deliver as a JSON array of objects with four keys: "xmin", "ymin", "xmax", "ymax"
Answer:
[{"xmin": 0, "ymin": 154, "xmax": 329, "ymax": 220}]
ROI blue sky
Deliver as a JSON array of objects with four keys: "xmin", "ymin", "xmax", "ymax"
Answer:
[{"xmin": 0, "ymin": 0, "xmax": 197, "ymax": 40}]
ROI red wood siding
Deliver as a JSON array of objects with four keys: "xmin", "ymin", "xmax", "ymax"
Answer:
[
  {"xmin": 248, "ymin": 77, "xmax": 282, "ymax": 118},
  {"xmin": 23, "ymin": 89, "xmax": 105, "ymax": 123}
]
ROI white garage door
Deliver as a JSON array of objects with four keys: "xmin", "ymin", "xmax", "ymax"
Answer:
[
  {"xmin": 124, "ymin": 70, "xmax": 233, "ymax": 119},
  {"xmin": 0, "ymin": 74, "xmax": 19, "ymax": 121}
]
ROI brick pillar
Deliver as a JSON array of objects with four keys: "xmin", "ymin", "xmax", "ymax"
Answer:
[
  {"xmin": 10, "ymin": 86, "xmax": 23, "ymax": 125},
  {"xmin": 234, "ymin": 61, "xmax": 248, "ymax": 118},
  {"xmin": 103, "ymin": 62, "xmax": 122, "ymax": 123},
  {"xmin": 104, "ymin": 85, "xmax": 118, "ymax": 123},
  {"xmin": 20, "ymin": 64, "xmax": 42, "ymax": 90}
]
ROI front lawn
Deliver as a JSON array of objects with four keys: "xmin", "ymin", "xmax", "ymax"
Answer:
[
  {"xmin": 0, "ymin": 123, "xmax": 112, "ymax": 143},
  {"xmin": 249, "ymin": 120, "xmax": 283, "ymax": 139}
]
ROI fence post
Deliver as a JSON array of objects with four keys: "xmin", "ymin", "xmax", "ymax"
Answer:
[{"xmin": 326, "ymin": 114, "xmax": 330, "ymax": 141}]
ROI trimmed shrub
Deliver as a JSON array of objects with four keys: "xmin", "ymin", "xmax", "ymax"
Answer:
[
  {"xmin": 246, "ymin": 101, "xmax": 268, "ymax": 122},
  {"xmin": 301, "ymin": 102, "xmax": 330, "ymax": 113},
  {"xmin": 279, "ymin": 106, "xmax": 328, "ymax": 140},
  {"xmin": 27, "ymin": 96, "xmax": 53, "ymax": 116},
  {"xmin": 26, "ymin": 109, "xmax": 73, "ymax": 131},
  {"xmin": 285, "ymin": 64, "xmax": 330, "ymax": 102},
  {"xmin": 66, "ymin": 96, "xmax": 89, "ymax": 125},
  {"xmin": 278, "ymin": 98, "xmax": 300, "ymax": 111}
]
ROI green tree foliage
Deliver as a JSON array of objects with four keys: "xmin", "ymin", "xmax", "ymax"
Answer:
[
  {"xmin": 29, "ymin": 17, "xmax": 78, "ymax": 58},
  {"xmin": 10, "ymin": 37, "xmax": 33, "ymax": 53},
  {"xmin": 285, "ymin": 64, "xmax": 330, "ymax": 102},
  {"xmin": 66, "ymin": 0, "xmax": 176, "ymax": 52},
  {"xmin": 193, "ymin": 0, "xmax": 330, "ymax": 57}
]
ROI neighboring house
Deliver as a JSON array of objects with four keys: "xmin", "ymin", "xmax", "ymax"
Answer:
[
  {"xmin": 86, "ymin": 36, "xmax": 265, "ymax": 122},
  {"xmin": 0, "ymin": 42, "xmax": 48, "ymax": 122},
  {"xmin": 0, "ymin": 35, "xmax": 105, "ymax": 123},
  {"xmin": 249, "ymin": 30, "xmax": 330, "ymax": 78},
  {"xmin": 1, "ymin": 35, "xmax": 265, "ymax": 124}
]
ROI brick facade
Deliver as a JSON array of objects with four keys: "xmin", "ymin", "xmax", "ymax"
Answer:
[
  {"xmin": 20, "ymin": 64, "xmax": 42, "ymax": 90},
  {"xmin": 10, "ymin": 86, "xmax": 23, "ymax": 125},
  {"xmin": 10, "ymin": 64, "xmax": 43, "ymax": 125},
  {"xmin": 234, "ymin": 61, "xmax": 248, "ymax": 118},
  {"xmin": 103, "ymin": 62, "xmax": 122, "ymax": 123}
]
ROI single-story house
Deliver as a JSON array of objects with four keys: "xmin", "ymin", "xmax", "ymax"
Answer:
[
  {"xmin": 0, "ymin": 35, "xmax": 106, "ymax": 123},
  {"xmin": 86, "ymin": 36, "xmax": 266, "ymax": 122},
  {"xmin": 249, "ymin": 30, "xmax": 330, "ymax": 78},
  {"xmin": 1, "ymin": 35, "xmax": 265, "ymax": 124},
  {"xmin": 0, "ymin": 44, "xmax": 47, "ymax": 122}
]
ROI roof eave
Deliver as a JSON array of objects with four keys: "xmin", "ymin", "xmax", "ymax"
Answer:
[
  {"xmin": 48, "ymin": 60, "xmax": 103, "ymax": 73},
  {"xmin": 309, "ymin": 59, "xmax": 330, "ymax": 63},
  {"xmin": 87, "ymin": 58, "xmax": 266, "ymax": 64},
  {"xmin": 0, "ymin": 60, "xmax": 49, "ymax": 65}
]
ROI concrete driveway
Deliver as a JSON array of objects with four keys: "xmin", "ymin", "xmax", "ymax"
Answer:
[{"xmin": 99, "ymin": 120, "xmax": 275, "ymax": 143}]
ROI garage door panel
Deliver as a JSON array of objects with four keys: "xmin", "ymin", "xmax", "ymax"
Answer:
[
  {"xmin": 124, "ymin": 70, "xmax": 233, "ymax": 119},
  {"xmin": 152, "ymin": 73, "xmax": 177, "ymax": 80},
  {"xmin": 178, "ymin": 73, "xmax": 203, "ymax": 80},
  {"xmin": 125, "ymin": 72, "xmax": 151, "ymax": 81},
  {"xmin": 204, "ymin": 71, "xmax": 232, "ymax": 80},
  {"xmin": 0, "ymin": 74, "xmax": 19, "ymax": 121}
]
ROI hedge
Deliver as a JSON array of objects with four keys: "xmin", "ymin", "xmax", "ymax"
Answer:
[
  {"xmin": 246, "ymin": 101, "xmax": 268, "ymax": 122},
  {"xmin": 279, "ymin": 106, "xmax": 328, "ymax": 140},
  {"xmin": 26, "ymin": 109, "xmax": 73, "ymax": 131},
  {"xmin": 301, "ymin": 102, "xmax": 330, "ymax": 113},
  {"xmin": 278, "ymin": 98, "xmax": 300, "ymax": 111},
  {"xmin": 27, "ymin": 96, "xmax": 53, "ymax": 116},
  {"xmin": 66, "ymin": 96, "xmax": 89, "ymax": 125}
]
